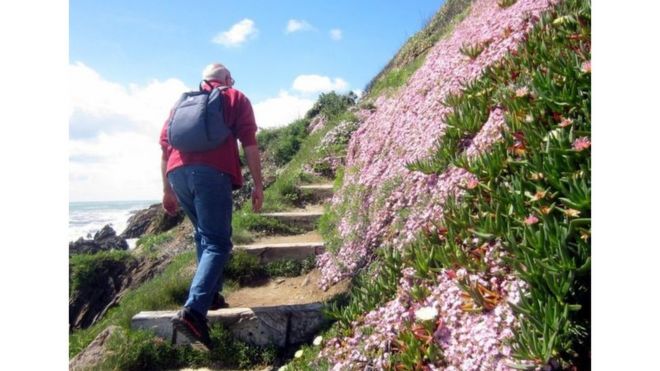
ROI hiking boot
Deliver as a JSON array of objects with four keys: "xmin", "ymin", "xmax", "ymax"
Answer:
[
  {"xmin": 209, "ymin": 292, "xmax": 228, "ymax": 310},
  {"xmin": 171, "ymin": 307, "xmax": 212, "ymax": 350}
]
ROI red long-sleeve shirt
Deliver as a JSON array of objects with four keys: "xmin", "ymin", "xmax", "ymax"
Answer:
[{"xmin": 160, "ymin": 81, "xmax": 258, "ymax": 189}]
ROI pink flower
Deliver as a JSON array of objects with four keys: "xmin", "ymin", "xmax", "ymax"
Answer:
[
  {"xmin": 572, "ymin": 136, "xmax": 591, "ymax": 152},
  {"xmin": 515, "ymin": 86, "xmax": 529, "ymax": 98},
  {"xmin": 466, "ymin": 178, "xmax": 479, "ymax": 189},
  {"xmin": 581, "ymin": 60, "xmax": 591, "ymax": 73},
  {"xmin": 524, "ymin": 215, "xmax": 539, "ymax": 225},
  {"xmin": 558, "ymin": 117, "xmax": 573, "ymax": 128}
]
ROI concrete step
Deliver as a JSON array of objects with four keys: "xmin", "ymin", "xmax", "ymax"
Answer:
[
  {"xmin": 235, "ymin": 231, "xmax": 324, "ymax": 263},
  {"xmin": 299, "ymin": 184, "xmax": 334, "ymax": 203},
  {"xmin": 132, "ymin": 303, "xmax": 327, "ymax": 348},
  {"xmin": 260, "ymin": 205, "xmax": 324, "ymax": 230},
  {"xmin": 235, "ymin": 241, "xmax": 324, "ymax": 263}
]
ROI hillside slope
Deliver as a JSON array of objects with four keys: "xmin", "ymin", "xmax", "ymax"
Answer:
[
  {"xmin": 320, "ymin": 0, "xmax": 556, "ymax": 287},
  {"xmin": 309, "ymin": 0, "xmax": 590, "ymax": 369}
]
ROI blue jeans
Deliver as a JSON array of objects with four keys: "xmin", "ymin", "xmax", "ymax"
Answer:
[{"xmin": 167, "ymin": 165, "xmax": 233, "ymax": 316}]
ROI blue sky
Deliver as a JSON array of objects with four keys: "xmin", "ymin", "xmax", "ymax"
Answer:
[
  {"xmin": 69, "ymin": 0, "xmax": 446, "ymax": 201},
  {"xmin": 71, "ymin": 0, "xmax": 443, "ymax": 101}
]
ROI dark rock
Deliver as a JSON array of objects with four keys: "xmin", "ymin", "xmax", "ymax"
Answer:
[
  {"xmin": 93, "ymin": 225, "xmax": 116, "ymax": 240},
  {"xmin": 120, "ymin": 204, "xmax": 184, "ymax": 239},
  {"xmin": 69, "ymin": 253, "xmax": 171, "ymax": 331},
  {"xmin": 69, "ymin": 225, "xmax": 128, "ymax": 255}
]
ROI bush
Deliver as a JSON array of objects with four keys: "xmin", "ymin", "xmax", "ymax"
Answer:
[
  {"xmin": 258, "ymin": 118, "xmax": 310, "ymax": 166},
  {"xmin": 305, "ymin": 91, "xmax": 357, "ymax": 120}
]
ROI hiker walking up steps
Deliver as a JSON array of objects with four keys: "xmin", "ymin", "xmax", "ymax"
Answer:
[{"xmin": 159, "ymin": 63, "xmax": 264, "ymax": 349}]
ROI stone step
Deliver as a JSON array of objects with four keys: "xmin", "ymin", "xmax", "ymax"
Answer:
[
  {"xmin": 132, "ymin": 303, "xmax": 327, "ymax": 348},
  {"xmin": 298, "ymin": 183, "xmax": 334, "ymax": 203},
  {"xmin": 234, "ymin": 231, "xmax": 324, "ymax": 263},
  {"xmin": 235, "ymin": 241, "xmax": 324, "ymax": 263},
  {"xmin": 260, "ymin": 206, "xmax": 324, "ymax": 230}
]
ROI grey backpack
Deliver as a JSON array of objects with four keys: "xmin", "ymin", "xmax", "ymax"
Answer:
[{"xmin": 167, "ymin": 82, "xmax": 232, "ymax": 152}]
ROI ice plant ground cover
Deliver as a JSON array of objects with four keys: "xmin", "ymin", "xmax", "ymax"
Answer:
[
  {"xmin": 318, "ymin": 0, "xmax": 559, "ymax": 289},
  {"xmin": 304, "ymin": 0, "xmax": 591, "ymax": 369}
]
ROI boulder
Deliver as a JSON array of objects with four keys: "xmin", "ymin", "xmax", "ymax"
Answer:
[
  {"xmin": 69, "ymin": 225, "xmax": 128, "ymax": 255},
  {"xmin": 121, "ymin": 204, "xmax": 184, "ymax": 239},
  {"xmin": 69, "ymin": 325, "xmax": 120, "ymax": 370}
]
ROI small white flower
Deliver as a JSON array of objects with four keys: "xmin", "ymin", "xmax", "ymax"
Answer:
[
  {"xmin": 294, "ymin": 349, "xmax": 304, "ymax": 358},
  {"xmin": 278, "ymin": 366, "xmax": 288, "ymax": 371},
  {"xmin": 415, "ymin": 306, "xmax": 438, "ymax": 322},
  {"xmin": 524, "ymin": 114, "xmax": 534, "ymax": 123},
  {"xmin": 313, "ymin": 336, "xmax": 323, "ymax": 346}
]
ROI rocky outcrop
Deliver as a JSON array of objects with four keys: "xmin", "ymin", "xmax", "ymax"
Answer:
[
  {"xmin": 69, "ymin": 325, "xmax": 120, "ymax": 371},
  {"xmin": 69, "ymin": 225, "xmax": 128, "ymax": 255},
  {"xmin": 69, "ymin": 222, "xmax": 195, "ymax": 331},
  {"xmin": 120, "ymin": 204, "xmax": 184, "ymax": 239},
  {"xmin": 69, "ymin": 253, "xmax": 172, "ymax": 331}
]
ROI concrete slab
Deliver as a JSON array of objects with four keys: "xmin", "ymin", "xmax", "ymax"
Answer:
[
  {"xmin": 235, "ymin": 241, "xmax": 325, "ymax": 263},
  {"xmin": 260, "ymin": 209, "xmax": 323, "ymax": 230},
  {"xmin": 132, "ymin": 303, "xmax": 327, "ymax": 348},
  {"xmin": 299, "ymin": 184, "xmax": 334, "ymax": 203}
]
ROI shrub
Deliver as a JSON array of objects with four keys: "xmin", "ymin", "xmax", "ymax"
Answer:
[{"xmin": 305, "ymin": 91, "xmax": 356, "ymax": 120}]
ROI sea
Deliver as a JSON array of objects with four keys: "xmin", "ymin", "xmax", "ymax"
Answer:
[{"xmin": 69, "ymin": 200, "xmax": 159, "ymax": 246}]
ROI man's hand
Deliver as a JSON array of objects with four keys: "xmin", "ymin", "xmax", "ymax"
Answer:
[
  {"xmin": 244, "ymin": 145, "xmax": 264, "ymax": 213},
  {"xmin": 163, "ymin": 189, "xmax": 179, "ymax": 216},
  {"xmin": 252, "ymin": 186, "xmax": 263, "ymax": 213}
]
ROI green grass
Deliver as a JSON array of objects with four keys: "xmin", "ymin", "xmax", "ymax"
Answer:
[
  {"xmin": 136, "ymin": 230, "xmax": 174, "ymax": 257},
  {"xmin": 69, "ymin": 250, "xmax": 135, "ymax": 297},
  {"xmin": 367, "ymin": 56, "xmax": 426, "ymax": 98}
]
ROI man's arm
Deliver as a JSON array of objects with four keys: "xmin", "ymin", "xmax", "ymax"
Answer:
[
  {"xmin": 243, "ymin": 144, "xmax": 263, "ymax": 212},
  {"xmin": 161, "ymin": 158, "xmax": 178, "ymax": 215}
]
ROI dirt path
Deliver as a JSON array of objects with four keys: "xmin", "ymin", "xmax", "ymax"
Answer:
[
  {"xmin": 224, "ymin": 269, "xmax": 349, "ymax": 308},
  {"xmin": 251, "ymin": 230, "xmax": 323, "ymax": 245}
]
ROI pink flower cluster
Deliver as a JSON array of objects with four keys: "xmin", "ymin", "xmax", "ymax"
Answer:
[
  {"xmin": 318, "ymin": 244, "xmax": 528, "ymax": 369},
  {"xmin": 319, "ymin": 0, "xmax": 556, "ymax": 287},
  {"xmin": 314, "ymin": 0, "xmax": 558, "ymax": 368}
]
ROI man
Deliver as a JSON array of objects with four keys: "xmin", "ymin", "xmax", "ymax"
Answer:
[{"xmin": 159, "ymin": 63, "xmax": 263, "ymax": 349}]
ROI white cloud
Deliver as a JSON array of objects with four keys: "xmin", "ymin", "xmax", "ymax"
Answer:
[
  {"xmin": 330, "ymin": 28, "xmax": 343, "ymax": 41},
  {"xmin": 69, "ymin": 62, "xmax": 186, "ymax": 137},
  {"xmin": 253, "ymin": 91, "xmax": 315, "ymax": 129},
  {"xmin": 212, "ymin": 18, "xmax": 258, "ymax": 47},
  {"xmin": 286, "ymin": 19, "xmax": 314, "ymax": 33},
  {"xmin": 292, "ymin": 74, "xmax": 348, "ymax": 94},
  {"xmin": 69, "ymin": 62, "xmax": 188, "ymax": 201}
]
